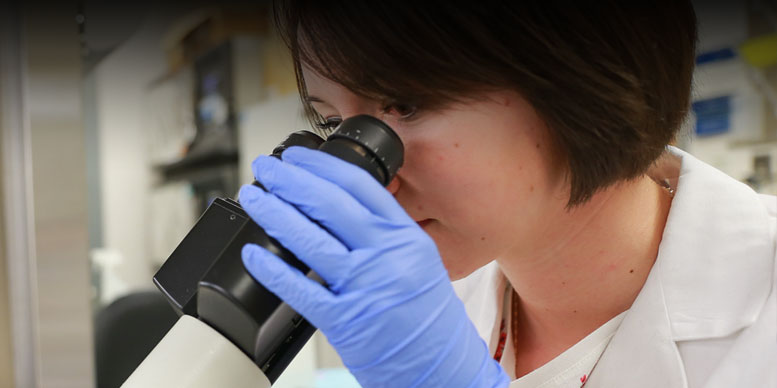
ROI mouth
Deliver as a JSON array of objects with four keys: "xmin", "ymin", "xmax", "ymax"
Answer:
[{"xmin": 416, "ymin": 219, "xmax": 433, "ymax": 228}]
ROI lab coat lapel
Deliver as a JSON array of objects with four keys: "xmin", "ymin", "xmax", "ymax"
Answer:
[{"xmin": 584, "ymin": 257, "xmax": 687, "ymax": 388}]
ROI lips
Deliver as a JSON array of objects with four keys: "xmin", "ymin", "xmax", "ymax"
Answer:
[{"xmin": 416, "ymin": 219, "xmax": 433, "ymax": 228}]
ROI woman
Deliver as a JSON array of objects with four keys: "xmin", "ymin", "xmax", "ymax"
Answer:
[{"xmin": 238, "ymin": 2, "xmax": 777, "ymax": 387}]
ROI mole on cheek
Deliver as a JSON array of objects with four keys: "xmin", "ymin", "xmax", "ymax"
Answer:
[
  {"xmin": 529, "ymin": 185, "xmax": 534, "ymax": 192},
  {"xmin": 417, "ymin": 205, "xmax": 424, "ymax": 211},
  {"xmin": 454, "ymin": 142, "xmax": 460, "ymax": 148},
  {"xmin": 536, "ymin": 143, "xmax": 541, "ymax": 149}
]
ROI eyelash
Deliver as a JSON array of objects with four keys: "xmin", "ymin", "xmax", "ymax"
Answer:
[
  {"xmin": 311, "ymin": 103, "xmax": 418, "ymax": 136},
  {"xmin": 313, "ymin": 116, "xmax": 342, "ymax": 137}
]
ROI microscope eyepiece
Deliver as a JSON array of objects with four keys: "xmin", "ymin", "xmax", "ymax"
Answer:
[{"xmin": 320, "ymin": 114, "xmax": 404, "ymax": 186}]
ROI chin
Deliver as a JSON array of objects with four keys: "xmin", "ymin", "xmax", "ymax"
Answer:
[
  {"xmin": 438, "ymin": 253, "xmax": 473, "ymax": 281},
  {"xmin": 424, "ymin": 224, "xmax": 487, "ymax": 281},
  {"xmin": 438, "ymin": 242, "xmax": 496, "ymax": 281}
]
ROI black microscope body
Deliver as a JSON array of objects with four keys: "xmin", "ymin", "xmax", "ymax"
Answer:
[{"xmin": 152, "ymin": 115, "xmax": 404, "ymax": 383}]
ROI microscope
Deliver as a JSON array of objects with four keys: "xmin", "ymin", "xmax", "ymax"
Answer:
[{"xmin": 121, "ymin": 115, "xmax": 404, "ymax": 387}]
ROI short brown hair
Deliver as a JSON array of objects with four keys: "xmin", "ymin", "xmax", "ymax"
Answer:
[{"xmin": 273, "ymin": 1, "xmax": 698, "ymax": 206}]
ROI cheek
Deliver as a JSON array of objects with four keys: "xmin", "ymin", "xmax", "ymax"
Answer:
[
  {"xmin": 389, "ymin": 97, "xmax": 565, "ymax": 276},
  {"xmin": 411, "ymin": 140, "xmax": 549, "ymax": 225},
  {"xmin": 403, "ymin": 142, "xmax": 545, "ymax": 268}
]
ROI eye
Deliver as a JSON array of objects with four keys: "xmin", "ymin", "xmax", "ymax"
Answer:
[
  {"xmin": 314, "ymin": 116, "xmax": 342, "ymax": 135},
  {"xmin": 383, "ymin": 103, "xmax": 417, "ymax": 119}
]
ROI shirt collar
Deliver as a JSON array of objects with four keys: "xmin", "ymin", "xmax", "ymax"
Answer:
[{"xmin": 452, "ymin": 260, "xmax": 504, "ymax": 347}]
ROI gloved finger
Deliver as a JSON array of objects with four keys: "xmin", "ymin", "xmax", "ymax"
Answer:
[
  {"xmin": 239, "ymin": 184, "xmax": 352, "ymax": 286},
  {"xmin": 242, "ymin": 243, "xmax": 334, "ymax": 330},
  {"xmin": 251, "ymin": 155, "xmax": 389, "ymax": 249},
  {"xmin": 281, "ymin": 146, "xmax": 410, "ymax": 223}
]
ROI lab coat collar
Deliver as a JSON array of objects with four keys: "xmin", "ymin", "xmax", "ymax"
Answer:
[
  {"xmin": 586, "ymin": 147, "xmax": 775, "ymax": 387},
  {"xmin": 658, "ymin": 147, "xmax": 774, "ymax": 341}
]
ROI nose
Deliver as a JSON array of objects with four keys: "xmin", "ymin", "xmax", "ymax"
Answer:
[{"xmin": 386, "ymin": 176, "xmax": 401, "ymax": 195}]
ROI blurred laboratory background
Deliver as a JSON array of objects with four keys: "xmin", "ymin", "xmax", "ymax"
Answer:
[{"xmin": 0, "ymin": 1, "xmax": 775, "ymax": 387}]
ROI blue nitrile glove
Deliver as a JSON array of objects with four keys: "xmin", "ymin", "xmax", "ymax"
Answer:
[{"xmin": 239, "ymin": 146, "xmax": 509, "ymax": 388}]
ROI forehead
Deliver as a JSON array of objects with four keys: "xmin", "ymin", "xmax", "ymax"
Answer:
[
  {"xmin": 301, "ymin": 66, "xmax": 339, "ymax": 95},
  {"xmin": 302, "ymin": 65, "xmax": 381, "ymax": 109}
]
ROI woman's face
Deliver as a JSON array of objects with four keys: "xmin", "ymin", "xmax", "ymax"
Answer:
[{"xmin": 303, "ymin": 67, "xmax": 569, "ymax": 280}]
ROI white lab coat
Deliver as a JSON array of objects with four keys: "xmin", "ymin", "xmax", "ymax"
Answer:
[{"xmin": 453, "ymin": 147, "xmax": 777, "ymax": 387}]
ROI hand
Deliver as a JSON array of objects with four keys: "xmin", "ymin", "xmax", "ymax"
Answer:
[{"xmin": 239, "ymin": 146, "xmax": 509, "ymax": 388}]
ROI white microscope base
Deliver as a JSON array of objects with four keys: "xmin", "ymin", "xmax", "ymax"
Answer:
[{"xmin": 122, "ymin": 315, "xmax": 271, "ymax": 388}]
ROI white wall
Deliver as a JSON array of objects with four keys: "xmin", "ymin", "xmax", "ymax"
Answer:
[
  {"xmin": 92, "ymin": 15, "xmax": 171, "ymax": 297},
  {"xmin": 238, "ymin": 93, "xmax": 307, "ymax": 181}
]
